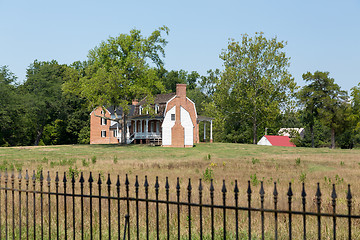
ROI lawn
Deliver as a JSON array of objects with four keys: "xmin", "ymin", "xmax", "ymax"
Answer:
[
  {"xmin": 0, "ymin": 143, "xmax": 359, "ymax": 239},
  {"xmin": 1, "ymin": 142, "xmax": 359, "ymax": 203}
]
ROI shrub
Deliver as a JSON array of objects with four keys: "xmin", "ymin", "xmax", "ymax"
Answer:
[
  {"xmin": 202, "ymin": 168, "xmax": 213, "ymax": 182},
  {"xmin": 252, "ymin": 158, "xmax": 260, "ymax": 164},
  {"xmin": 299, "ymin": 172, "xmax": 306, "ymax": 183},
  {"xmin": 68, "ymin": 166, "xmax": 80, "ymax": 179},
  {"xmin": 82, "ymin": 159, "xmax": 89, "ymax": 167},
  {"xmin": 91, "ymin": 156, "xmax": 97, "ymax": 164},
  {"xmin": 295, "ymin": 158, "xmax": 301, "ymax": 166},
  {"xmin": 250, "ymin": 174, "xmax": 259, "ymax": 186},
  {"xmin": 113, "ymin": 156, "xmax": 118, "ymax": 164}
]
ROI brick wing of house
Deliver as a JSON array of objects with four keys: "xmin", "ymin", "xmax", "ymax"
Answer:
[{"xmin": 90, "ymin": 84, "xmax": 213, "ymax": 147}]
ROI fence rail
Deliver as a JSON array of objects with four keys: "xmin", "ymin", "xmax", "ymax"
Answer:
[{"xmin": 0, "ymin": 170, "xmax": 358, "ymax": 239}]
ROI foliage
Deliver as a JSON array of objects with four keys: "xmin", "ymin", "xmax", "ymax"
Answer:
[
  {"xmin": 203, "ymin": 32, "xmax": 297, "ymax": 144},
  {"xmin": 298, "ymin": 71, "xmax": 349, "ymax": 149},
  {"xmin": 63, "ymin": 27, "xmax": 169, "ymax": 143},
  {"xmin": 202, "ymin": 167, "xmax": 213, "ymax": 182}
]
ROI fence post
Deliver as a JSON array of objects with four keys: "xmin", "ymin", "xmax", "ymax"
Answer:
[
  {"xmin": 301, "ymin": 182, "xmax": 307, "ymax": 240},
  {"xmin": 315, "ymin": 183, "xmax": 322, "ymax": 240},
  {"xmin": 331, "ymin": 184, "xmax": 337, "ymax": 240}
]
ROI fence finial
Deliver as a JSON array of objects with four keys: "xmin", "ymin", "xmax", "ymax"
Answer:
[
  {"xmin": 116, "ymin": 175, "xmax": 120, "ymax": 188},
  {"xmin": 98, "ymin": 173, "xmax": 102, "ymax": 185},
  {"xmin": 135, "ymin": 175, "xmax": 139, "ymax": 189},
  {"xmin": 273, "ymin": 182, "xmax": 278, "ymax": 197},
  {"xmin": 315, "ymin": 183, "xmax": 321, "ymax": 198},
  {"xmin": 247, "ymin": 180, "xmax": 252, "ymax": 195},
  {"xmin": 165, "ymin": 177, "xmax": 170, "ymax": 190},
  {"xmin": 144, "ymin": 175, "xmax": 149, "ymax": 188},
  {"xmin": 234, "ymin": 180, "xmax": 239, "ymax": 194},
  {"xmin": 63, "ymin": 172, "xmax": 67, "ymax": 183},
  {"xmin": 331, "ymin": 184, "xmax": 337, "ymax": 200},
  {"xmin": 198, "ymin": 178, "xmax": 203, "ymax": 192},
  {"xmin": 79, "ymin": 172, "xmax": 84, "ymax": 183},
  {"xmin": 187, "ymin": 178, "xmax": 192, "ymax": 191},
  {"xmin": 222, "ymin": 179, "xmax": 227, "ymax": 193},
  {"xmin": 210, "ymin": 179, "xmax": 214, "ymax": 192},
  {"xmin": 18, "ymin": 169, "xmax": 22, "ymax": 180},
  {"xmin": 25, "ymin": 170, "xmax": 29, "ymax": 181},
  {"xmin": 88, "ymin": 172, "xmax": 93, "ymax": 183},
  {"xmin": 347, "ymin": 184, "xmax": 352, "ymax": 201},
  {"xmin": 260, "ymin": 181, "xmax": 265, "ymax": 196},
  {"xmin": 287, "ymin": 182, "xmax": 293, "ymax": 197},
  {"xmin": 106, "ymin": 174, "xmax": 111, "ymax": 186}
]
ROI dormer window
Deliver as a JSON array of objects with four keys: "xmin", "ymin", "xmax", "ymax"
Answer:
[
  {"xmin": 155, "ymin": 104, "xmax": 159, "ymax": 114},
  {"xmin": 139, "ymin": 106, "xmax": 143, "ymax": 115},
  {"xmin": 171, "ymin": 114, "xmax": 175, "ymax": 121},
  {"xmin": 101, "ymin": 110, "xmax": 104, "ymax": 115}
]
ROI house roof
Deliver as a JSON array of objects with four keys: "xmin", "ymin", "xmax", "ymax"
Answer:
[
  {"xmin": 106, "ymin": 105, "xmax": 135, "ymax": 117},
  {"xmin": 264, "ymin": 135, "xmax": 296, "ymax": 147},
  {"xmin": 138, "ymin": 92, "xmax": 176, "ymax": 105}
]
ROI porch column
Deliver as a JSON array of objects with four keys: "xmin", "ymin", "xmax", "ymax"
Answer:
[
  {"xmin": 145, "ymin": 119, "xmax": 149, "ymax": 139},
  {"xmin": 203, "ymin": 122, "xmax": 206, "ymax": 142},
  {"xmin": 210, "ymin": 120, "xmax": 213, "ymax": 143},
  {"xmin": 134, "ymin": 120, "xmax": 137, "ymax": 133},
  {"xmin": 126, "ymin": 122, "xmax": 130, "ymax": 140},
  {"xmin": 140, "ymin": 120, "xmax": 143, "ymax": 133}
]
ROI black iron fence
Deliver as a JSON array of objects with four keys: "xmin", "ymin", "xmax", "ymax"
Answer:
[{"xmin": 0, "ymin": 170, "xmax": 359, "ymax": 239}]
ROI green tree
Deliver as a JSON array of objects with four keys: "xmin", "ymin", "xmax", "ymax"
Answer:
[
  {"xmin": 299, "ymin": 71, "xmax": 349, "ymax": 149},
  {"xmin": 63, "ymin": 27, "xmax": 169, "ymax": 144},
  {"xmin": 20, "ymin": 60, "xmax": 68, "ymax": 145},
  {"xmin": 204, "ymin": 33, "xmax": 297, "ymax": 144},
  {"xmin": 0, "ymin": 66, "xmax": 18, "ymax": 146}
]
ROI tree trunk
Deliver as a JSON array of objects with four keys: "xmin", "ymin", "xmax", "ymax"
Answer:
[
  {"xmin": 310, "ymin": 124, "xmax": 314, "ymax": 148},
  {"xmin": 34, "ymin": 128, "xmax": 44, "ymax": 146},
  {"xmin": 253, "ymin": 118, "xmax": 257, "ymax": 144},
  {"xmin": 121, "ymin": 111, "xmax": 127, "ymax": 145},
  {"xmin": 331, "ymin": 128, "xmax": 336, "ymax": 149}
]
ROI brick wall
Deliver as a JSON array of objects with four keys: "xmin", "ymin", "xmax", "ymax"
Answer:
[
  {"xmin": 90, "ymin": 107, "xmax": 119, "ymax": 144},
  {"xmin": 165, "ymin": 84, "xmax": 199, "ymax": 147}
]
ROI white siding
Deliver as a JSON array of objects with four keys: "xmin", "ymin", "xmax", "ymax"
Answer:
[
  {"xmin": 162, "ymin": 106, "xmax": 176, "ymax": 146},
  {"xmin": 181, "ymin": 107, "xmax": 194, "ymax": 146},
  {"xmin": 257, "ymin": 136, "xmax": 272, "ymax": 146}
]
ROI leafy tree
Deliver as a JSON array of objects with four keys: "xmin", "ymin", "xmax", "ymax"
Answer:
[
  {"xmin": 63, "ymin": 27, "xmax": 169, "ymax": 144},
  {"xmin": 299, "ymin": 71, "xmax": 349, "ymax": 149},
  {"xmin": 19, "ymin": 60, "xmax": 68, "ymax": 145},
  {"xmin": 0, "ymin": 66, "xmax": 18, "ymax": 146},
  {"xmin": 204, "ymin": 33, "xmax": 297, "ymax": 144}
]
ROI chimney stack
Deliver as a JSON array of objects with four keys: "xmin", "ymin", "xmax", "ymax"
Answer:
[{"xmin": 176, "ymin": 84, "xmax": 187, "ymax": 99}]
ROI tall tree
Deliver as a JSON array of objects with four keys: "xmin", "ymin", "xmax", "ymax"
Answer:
[
  {"xmin": 205, "ymin": 33, "xmax": 297, "ymax": 144},
  {"xmin": 0, "ymin": 66, "xmax": 18, "ymax": 146},
  {"xmin": 20, "ymin": 60, "xmax": 67, "ymax": 145},
  {"xmin": 63, "ymin": 27, "xmax": 169, "ymax": 144},
  {"xmin": 299, "ymin": 71, "xmax": 349, "ymax": 149}
]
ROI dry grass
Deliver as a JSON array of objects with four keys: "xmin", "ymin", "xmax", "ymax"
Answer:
[{"xmin": 1, "ymin": 143, "xmax": 360, "ymax": 238}]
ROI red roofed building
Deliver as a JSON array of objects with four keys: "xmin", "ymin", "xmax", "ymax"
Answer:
[{"xmin": 257, "ymin": 135, "xmax": 296, "ymax": 147}]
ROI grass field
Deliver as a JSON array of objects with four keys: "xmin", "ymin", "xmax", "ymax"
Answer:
[
  {"xmin": 1, "ymin": 142, "xmax": 359, "ymax": 209},
  {"xmin": 0, "ymin": 143, "xmax": 359, "ymax": 238}
]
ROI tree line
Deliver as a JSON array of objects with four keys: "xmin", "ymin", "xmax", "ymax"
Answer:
[{"xmin": 1, "ymin": 27, "xmax": 359, "ymax": 148}]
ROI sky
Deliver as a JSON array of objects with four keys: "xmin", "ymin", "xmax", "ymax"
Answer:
[{"xmin": 1, "ymin": 0, "xmax": 359, "ymax": 92}]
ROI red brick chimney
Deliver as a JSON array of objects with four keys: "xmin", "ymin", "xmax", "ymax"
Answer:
[
  {"xmin": 132, "ymin": 99, "xmax": 139, "ymax": 105},
  {"xmin": 176, "ymin": 84, "xmax": 187, "ymax": 99}
]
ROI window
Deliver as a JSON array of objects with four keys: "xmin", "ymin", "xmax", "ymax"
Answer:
[
  {"xmin": 101, "ymin": 110, "xmax": 104, "ymax": 115},
  {"xmin": 155, "ymin": 104, "xmax": 159, "ymax": 114},
  {"xmin": 139, "ymin": 106, "xmax": 142, "ymax": 115},
  {"xmin": 101, "ymin": 130, "xmax": 106, "ymax": 137},
  {"xmin": 113, "ymin": 130, "xmax": 117, "ymax": 137},
  {"xmin": 101, "ymin": 118, "xmax": 107, "ymax": 125},
  {"xmin": 171, "ymin": 114, "xmax": 175, "ymax": 121}
]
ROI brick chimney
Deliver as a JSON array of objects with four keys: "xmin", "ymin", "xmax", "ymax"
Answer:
[
  {"xmin": 176, "ymin": 84, "xmax": 187, "ymax": 99},
  {"xmin": 132, "ymin": 99, "xmax": 139, "ymax": 105}
]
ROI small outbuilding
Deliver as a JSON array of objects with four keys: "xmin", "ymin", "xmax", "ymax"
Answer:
[{"xmin": 257, "ymin": 135, "xmax": 296, "ymax": 147}]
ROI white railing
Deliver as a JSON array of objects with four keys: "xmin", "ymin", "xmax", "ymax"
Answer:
[{"xmin": 134, "ymin": 132, "xmax": 161, "ymax": 139}]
